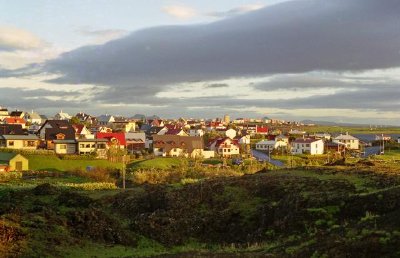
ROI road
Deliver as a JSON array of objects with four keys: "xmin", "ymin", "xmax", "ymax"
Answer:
[{"xmin": 251, "ymin": 149, "xmax": 285, "ymax": 167}]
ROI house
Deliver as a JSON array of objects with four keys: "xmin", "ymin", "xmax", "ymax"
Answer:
[
  {"xmin": 236, "ymin": 134, "xmax": 251, "ymax": 145},
  {"xmin": 72, "ymin": 124, "xmax": 94, "ymax": 139},
  {"xmin": 256, "ymin": 125, "xmax": 269, "ymax": 135},
  {"xmin": 152, "ymin": 135, "xmax": 209, "ymax": 158},
  {"xmin": 333, "ymin": 133, "xmax": 360, "ymax": 150},
  {"xmin": 313, "ymin": 132, "xmax": 331, "ymax": 141},
  {"xmin": 275, "ymin": 134, "xmax": 289, "ymax": 144},
  {"xmin": 206, "ymin": 121, "xmax": 226, "ymax": 131},
  {"xmin": 39, "ymin": 120, "xmax": 74, "ymax": 140},
  {"xmin": 0, "ymin": 135, "xmax": 39, "ymax": 150},
  {"xmin": 188, "ymin": 128, "xmax": 204, "ymax": 137},
  {"xmin": 288, "ymin": 129, "xmax": 307, "ymax": 135},
  {"xmin": 39, "ymin": 120, "xmax": 75, "ymax": 149},
  {"xmin": 111, "ymin": 117, "xmax": 136, "ymax": 133},
  {"xmin": 147, "ymin": 119, "xmax": 164, "ymax": 127},
  {"xmin": 0, "ymin": 153, "xmax": 28, "ymax": 171},
  {"xmin": 24, "ymin": 111, "xmax": 42, "ymax": 125},
  {"xmin": 256, "ymin": 139, "xmax": 287, "ymax": 151},
  {"xmin": 125, "ymin": 132, "xmax": 146, "ymax": 153},
  {"xmin": 96, "ymin": 132, "xmax": 126, "ymax": 149},
  {"xmin": 3, "ymin": 117, "xmax": 27, "ymax": 129},
  {"xmin": 291, "ymin": 138, "xmax": 324, "ymax": 155},
  {"xmin": 97, "ymin": 115, "xmax": 115, "ymax": 126},
  {"xmin": 209, "ymin": 137, "xmax": 240, "ymax": 157},
  {"xmin": 147, "ymin": 126, "xmax": 168, "ymax": 136},
  {"xmin": 75, "ymin": 112, "xmax": 97, "ymax": 125},
  {"xmin": 9, "ymin": 111, "xmax": 24, "ymax": 119},
  {"xmin": 0, "ymin": 124, "xmax": 25, "ymax": 135},
  {"xmin": 0, "ymin": 107, "xmax": 9, "ymax": 121},
  {"xmin": 54, "ymin": 111, "xmax": 71, "ymax": 120},
  {"xmin": 165, "ymin": 128, "xmax": 188, "ymax": 136},
  {"xmin": 76, "ymin": 138, "xmax": 108, "ymax": 158},
  {"xmin": 54, "ymin": 139, "xmax": 76, "ymax": 155},
  {"xmin": 225, "ymin": 129, "xmax": 237, "ymax": 139}
]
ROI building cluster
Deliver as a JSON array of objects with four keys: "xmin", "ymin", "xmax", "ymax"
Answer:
[{"xmin": 0, "ymin": 107, "xmax": 366, "ymax": 160}]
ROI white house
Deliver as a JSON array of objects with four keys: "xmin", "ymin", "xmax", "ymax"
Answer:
[
  {"xmin": 291, "ymin": 138, "xmax": 324, "ymax": 155},
  {"xmin": 333, "ymin": 133, "xmax": 360, "ymax": 150},
  {"xmin": 97, "ymin": 115, "xmax": 115, "ymax": 126},
  {"xmin": 209, "ymin": 137, "xmax": 240, "ymax": 157},
  {"xmin": 189, "ymin": 129, "xmax": 204, "ymax": 137},
  {"xmin": 54, "ymin": 111, "xmax": 71, "ymax": 120},
  {"xmin": 24, "ymin": 111, "xmax": 42, "ymax": 125},
  {"xmin": 256, "ymin": 139, "xmax": 287, "ymax": 151}
]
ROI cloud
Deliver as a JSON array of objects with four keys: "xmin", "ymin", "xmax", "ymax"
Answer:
[
  {"xmin": 0, "ymin": 25, "xmax": 44, "ymax": 51},
  {"xmin": 162, "ymin": 5, "xmax": 197, "ymax": 19},
  {"xmin": 38, "ymin": 0, "xmax": 400, "ymax": 100},
  {"xmin": 207, "ymin": 3, "xmax": 265, "ymax": 18},
  {"xmin": 3, "ymin": 0, "xmax": 400, "ymax": 124},
  {"xmin": 77, "ymin": 28, "xmax": 129, "ymax": 44}
]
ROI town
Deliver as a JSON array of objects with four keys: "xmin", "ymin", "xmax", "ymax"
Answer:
[{"xmin": 0, "ymin": 106, "xmax": 398, "ymax": 172}]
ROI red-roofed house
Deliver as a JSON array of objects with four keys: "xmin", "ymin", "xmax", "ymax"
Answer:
[
  {"xmin": 72, "ymin": 124, "xmax": 94, "ymax": 139},
  {"xmin": 209, "ymin": 137, "xmax": 240, "ymax": 157},
  {"xmin": 4, "ymin": 117, "xmax": 27, "ymax": 129},
  {"xmin": 165, "ymin": 128, "xmax": 188, "ymax": 136},
  {"xmin": 291, "ymin": 138, "xmax": 324, "ymax": 155},
  {"xmin": 96, "ymin": 132, "xmax": 126, "ymax": 149},
  {"xmin": 256, "ymin": 125, "xmax": 269, "ymax": 135}
]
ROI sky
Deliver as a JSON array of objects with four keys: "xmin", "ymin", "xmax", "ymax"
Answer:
[{"xmin": 0, "ymin": 0, "xmax": 399, "ymax": 125}]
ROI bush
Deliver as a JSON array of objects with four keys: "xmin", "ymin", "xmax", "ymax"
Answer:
[
  {"xmin": 0, "ymin": 172, "xmax": 22, "ymax": 182},
  {"xmin": 69, "ymin": 167, "xmax": 118, "ymax": 183},
  {"xmin": 60, "ymin": 182, "xmax": 117, "ymax": 190}
]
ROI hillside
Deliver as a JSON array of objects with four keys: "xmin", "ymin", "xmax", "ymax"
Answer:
[{"xmin": 2, "ymin": 166, "xmax": 400, "ymax": 257}]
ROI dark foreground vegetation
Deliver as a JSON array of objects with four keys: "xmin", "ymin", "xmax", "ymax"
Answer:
[{"xmin": 2, "ymin": 163, "xmax": 400, "ymax": 257}]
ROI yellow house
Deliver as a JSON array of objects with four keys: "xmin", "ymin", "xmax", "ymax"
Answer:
[
  {"xmin": 0, "ymin": 134, "xmax": 39, "ymax": 150},
  {"xmin": 0, "ymin": 152, "xmax": 29, "ymax": 171}
]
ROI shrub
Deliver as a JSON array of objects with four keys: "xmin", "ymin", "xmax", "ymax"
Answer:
[
  {"xmin": 69, "ymin": 167, "xmax": 118, "ymax": 183},
  {"xmin": 0, "ymin": 172, "xmax": 22, "ymax": 182},
  {"xmin": 60, "ymin": 182, "xmax": 117, "ymax": 190}
]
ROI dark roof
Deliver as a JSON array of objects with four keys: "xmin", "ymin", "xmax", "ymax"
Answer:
[
  {"xmin": 39, "ymin": 120, "xmax": 73, "ymax": 133},
  {"xmin": 0, "ymin": 124, "xmax": 25, "ymax": 135},
  {"xmin": 153, "ymin": 135, "xmax": 203, "ymax": 153},
  {"xmin": 45, "ymin": 127, "xmax": 76, "ymax": 141},
  {"xmin": 9, "ymin": 111, "xmax": 23, "ymax": 117},
  {"xmin": 0, "ymin": 152, "xmax": 20, "ymax": 162}
]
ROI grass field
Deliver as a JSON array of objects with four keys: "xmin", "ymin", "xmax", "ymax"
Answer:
[
  {"xmin": 128, "ymin": 157, "xmax": 184, "ymax": 171},
  {"xmin": 302, "ymin": 125, "xmax": 400, "ymax": 134},
  {"xmin": 27, "ymin": 155, "xmax": 122, "ymax": 171}
]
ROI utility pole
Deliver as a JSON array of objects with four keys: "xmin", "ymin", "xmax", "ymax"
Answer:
[
  {"xmin": 122, "ymin": 154, "xmax": 126, "ymax": 190},
  {"xmin": 382, "ymin": 133, "xmax": 385, "ymax": 155}
]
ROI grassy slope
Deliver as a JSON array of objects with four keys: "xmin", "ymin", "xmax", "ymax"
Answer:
[
  {"xmin": 128, "ymin": 157, "xmax": 183, "ymax": 171},
  {"xmin": 3, "ymin": 162, "xmax": 400, "ymax": 257},
  {"xmin": 27, "ymin": 155, "xmax": 122, "ymax": 171}
]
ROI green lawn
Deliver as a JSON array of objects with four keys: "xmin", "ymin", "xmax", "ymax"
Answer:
[
  {"xmin": 27, "ymin": 155, "xmax": 122, "ymax": 172},
  {"xmin": 128, "ymin": 157, "xmax": 184, "ymax": 171}
]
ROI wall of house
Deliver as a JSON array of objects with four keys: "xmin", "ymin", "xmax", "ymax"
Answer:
[
  {"xmin": 6, "ymin": 140, "xmax": 38, "ymax": 150},
  {"xmin": 55, "ymin": 144, "xmax": 76, "ymax": 155},
  {"xmin": 9, "ymin": 155, "xmax": 29, "ymax": 171},
  {"xmin": 310, "ymin": 141, "xmax": 324, "ymax": 155},
  {"xmin": 153, "ymin": 147, "xmax": 166, "ymax": 157},
  {"xmin": 333, "ymin": 139, "xmax": 359, "ymax": 150}
]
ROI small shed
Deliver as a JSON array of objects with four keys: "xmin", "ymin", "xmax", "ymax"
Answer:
[{"xmin": 0, "ymin": 153, "xmax": 29, "ymax": 171}]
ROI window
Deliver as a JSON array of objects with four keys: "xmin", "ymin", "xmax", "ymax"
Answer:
[
  {"xmin": 80, "ymin": 144, "xmax": 84, "ymax": 148},
  {"xmin": 26, "ymin": 141, "xmax": 36, "ymax": 147},
  {"xmin": 8, "ymin": 141, "xmax": 14, "ymax": 146},
  {"xmin": 60, "ymin": 144, "xmax": 67, "ymax": 150},
  {"xmin": 306, "ymin": 144, "xmax": 310, "ymax": 147}
]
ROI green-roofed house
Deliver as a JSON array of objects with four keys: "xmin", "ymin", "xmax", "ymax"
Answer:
[{"xmin": 0, "ymin": 153, "xmax": 29, "ymax": 172}]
